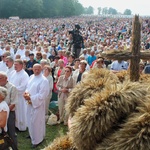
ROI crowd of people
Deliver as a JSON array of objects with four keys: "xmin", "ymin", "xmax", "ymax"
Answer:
[{"xmin": 0, "ymin": 16, "xmax": 150, "ymax": 149}]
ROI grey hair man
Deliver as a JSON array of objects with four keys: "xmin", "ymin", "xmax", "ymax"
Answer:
[
  {"xmin": 40, "ymin": 59, "xmax": 49, "ymax": 73},
  {"xmin": 0, "ymin": 71, "xmax": 18, "ymax": 148},
  {"xmin": 5, "ymin": 56, "xmax": 15, "ymax": 81},
  {"xmin": 0, "ymin": 86, "xmax": 7, "ymax": 98}
]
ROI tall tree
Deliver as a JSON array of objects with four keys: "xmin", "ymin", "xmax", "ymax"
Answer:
[
  {"xmin": 60, "ymin": 0, "xmax": 75, "ymax": 17},
  {"xmin": 43, "ymin": 0, "xmax": 59, "ymax": 18},
  {"xmin": 108, "ymin": 7, "xmax": 118, "ymax": 15},
  {"xmin": 0, "ymin": 0, "xmax": 87, "ymax": 18},
  {"xmin": 73, "ymin": 0, "xmax": 84, "ymax": 15},
  {"xmin": 0, "ymin": 0, "xmax": 19, "ymax": 18},
  {"xmin": 84, "ymin": 6, "xmax": 94, "ymax": 15},
  {"xmin": 97, "ymin": 7, "xmax": 101, "ymax": 15},
  {"xmin": 102, "ymin": 7, "xmax": 108, "ymax": 15},
  {"xmin": 124, "ymin": 9, "xmax": 132, "ymax": 15}
]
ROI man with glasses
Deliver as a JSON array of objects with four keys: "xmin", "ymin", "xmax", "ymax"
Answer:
[{"xmin": 0, "ymin": 51, "xmax": 11, "ymax": 72}]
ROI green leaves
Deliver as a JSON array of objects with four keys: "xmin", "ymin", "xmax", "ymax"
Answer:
[{"xmin": 0, "ymin": 0, "xmax": 85, "ymax": 18}]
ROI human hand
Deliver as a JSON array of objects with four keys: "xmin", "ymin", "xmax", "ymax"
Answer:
[
  {"xmin": 61, "ymin": 87, "xmax": 68, "ymax": 93},
  {"xmin": 23, "ymin": 92, "xmax": 31, "ymax": 100}
]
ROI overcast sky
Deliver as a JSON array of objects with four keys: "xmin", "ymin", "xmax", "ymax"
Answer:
[{"xmin": 78, "ymin": 0, "xmax": 150, "ymax": 16}]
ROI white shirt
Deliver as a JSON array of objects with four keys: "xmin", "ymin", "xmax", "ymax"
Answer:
[
  {"xmin": 110, "ymin": 60, "xmax": 128, "ymax": 71},
  {"xmin": 9, "ymin": 69, "xmax": 29, "ymax": 131},
  {"xmin": 0, "ymin": 48, "xmax": 3, "ymax": 56},
  {"xmin": 15, "ymin": 49, "xmax": 25, "ymax": 59},
  {"xmin": 26, "ymin": 73, "xmax": 49, "ymax": 144},
  {"xmin": 6, "ymin": 65, "xmax": 15, "ymax": 82},
  {"xmin": 0, "ymin": 61, "xmax": 8, "ymax": 72},
  {"xmin": 0, "ymin": 101, "xmax": 9, "ymax": 132}
]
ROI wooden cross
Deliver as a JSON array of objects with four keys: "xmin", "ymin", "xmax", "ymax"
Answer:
[{"xmin": 102, "ymin": 15, "xmax": 150, "ymax": 82}]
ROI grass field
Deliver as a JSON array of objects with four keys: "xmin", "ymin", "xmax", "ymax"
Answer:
[{"xmin": 17, "ymin": 124, "xmax": 68, "ymax": 150}]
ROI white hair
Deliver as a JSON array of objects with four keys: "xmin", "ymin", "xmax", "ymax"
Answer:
[
  {"xmin": 0, "ymin": 71, "xmax": 7, "ymax": 77},
  {"xmin": 0, "ymin": 86, "xmax": 7, "ymax": 100},
  {"xmin": 40, "ymin": 59, "xmax": 48, "ymax": 64}
]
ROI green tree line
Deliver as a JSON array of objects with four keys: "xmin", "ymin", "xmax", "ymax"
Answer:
[
  {"xmin": 0, "ymin": 0, "xmax": 132, "ymax": 18},
  {"xmin": 0, "ymin": 0, "xmax": 87, "ymax": 18},
  {"xmin": 98, "ymin": 7, "xmax": 132, "ymax": 15}
]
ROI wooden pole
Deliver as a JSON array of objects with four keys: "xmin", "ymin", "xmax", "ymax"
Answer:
[{"xmin": 130, "ymin": 15, "xmax": 141, "ymax": 82}]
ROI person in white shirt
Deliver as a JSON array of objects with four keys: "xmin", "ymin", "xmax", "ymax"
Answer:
[
  {"xmin": 0, "ymin": 51, "xmax": 11, "ymax": 72},
  {"xmin": 43, "ymin": 65, "xmax": 53, "ymax": 118},
  {"xmin": 80, "ymin": 48, "xmax": 89, "ymax": 61},
  {"xmin": 15, "ymin": 44, "xmax": 25, "ymax": 59},
  {"xmin": 43, "ymin": 47, "xmax": 51, "ymax": 58},
  {"xmin": 21, "ymin": 50, "xmax": 30, "ymax": 61},
  {"xmin": 5, "ymin": 56, "xmax": 15, "ymax": 81},
  {"xmin": 110, "ymin": 60, "xmax": 129, "ymax": 73},
  {"xmin": 24, "ymin": 64, "xmax": 49, "ymax": 148},
  {"xmin": 4, "ymin": 45, "xmax": 15, "ymax": 59},
  {"xmin": 0, "ymin": 86, "xmax": 9, "ymax": 133},
  {"xmin": 9, "ymin": 59, "xmax": 29, "ymax": 131}
]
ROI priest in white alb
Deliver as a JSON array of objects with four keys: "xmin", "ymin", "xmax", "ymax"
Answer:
[
  {"xmin": 10, "ymin": 59, "xmax": 29, "ymax": 131},
  {"xmin": 23, "ymin": 64, "xmax": 49, "ymax": 148}
]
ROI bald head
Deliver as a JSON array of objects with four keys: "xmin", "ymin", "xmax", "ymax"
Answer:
[{"xmin": 33, "ymin": 64, "xmax": 42, "ymax": 76}]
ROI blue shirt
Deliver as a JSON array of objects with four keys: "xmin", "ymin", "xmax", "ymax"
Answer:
[
  {"xmin": 87, "ymin": 55, "xmax": 97, "ymax": 66},
  {"xmin": 144, "ymin": 64, "xmax": 150, "ymax": 74}
]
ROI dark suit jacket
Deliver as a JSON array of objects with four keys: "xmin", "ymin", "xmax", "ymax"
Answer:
[{"xmin": 26, "ymin": 59, "xmax": 37, "ymax": 76}]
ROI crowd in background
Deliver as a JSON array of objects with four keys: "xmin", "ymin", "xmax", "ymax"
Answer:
[{"xmin": 0, "ymin": 16, "xmax": 150, "ymax": 148}]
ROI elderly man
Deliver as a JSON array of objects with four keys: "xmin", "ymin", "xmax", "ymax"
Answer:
[
  {"xmin": 0, "ymin": 71, "xmax": 18, "ymax": 148},
  {"xmin": 5, "ymin": 45, "xmax": 15, "ymax": 59},
  {"xmin": 5, "ymin": 56, "xmax": 15, "ymax": 81},
  {"xmin": 9, "ymin": 59, "xmax": 29, "ymax": 131},
  {"xmin": 23, "ymin": 64, "xmax": 49, "ymax": 148}
]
